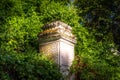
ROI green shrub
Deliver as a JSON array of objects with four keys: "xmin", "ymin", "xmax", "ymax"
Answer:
[
  {"xmin": 0, "ymin": 52, "xmax": 62, "ymax": 80},
  {"xmin": 71, "ymin": 25, "xmax": 120, "ymax": 80}
]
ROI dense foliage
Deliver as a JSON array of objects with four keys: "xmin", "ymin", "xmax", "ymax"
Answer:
[
  {"xmin": 0, "ymin": 52, "xmax": 62, "ymax": 80},
  {"xmin": 73, "ymin": 0, "xmax": 120, "ymax": 48},
  {"xmin": 72, "ymin": 25, "xmax": 120, "ymax": 79},
  {"xmin": 0, "ymin": 0, "xmax": 120, "ymax": 80},
  {"xmin": 71, "ymin": 0, "xmax": 120, "ymax": 79},
  {"xmin": 0, "ymin": 0, "xmax": 78, "ymax": 79},
  {"xmin": 0, "ymin": 0, "xmax": 79, "ymax": 53}
]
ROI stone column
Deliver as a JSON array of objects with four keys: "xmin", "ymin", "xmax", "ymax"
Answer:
[{"xmin": 38, "ymin": 21, "xmax": 76, "ymax": 77}]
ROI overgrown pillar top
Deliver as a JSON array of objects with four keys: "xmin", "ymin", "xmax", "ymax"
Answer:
[{"xmin": 38, "ymin": 21, "xmax": 76, "ymax": 44}]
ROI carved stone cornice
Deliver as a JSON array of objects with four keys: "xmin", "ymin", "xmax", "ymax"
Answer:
[{"xmin": 38, "ymin": 21, "xmax": 76, "ymax": 44}]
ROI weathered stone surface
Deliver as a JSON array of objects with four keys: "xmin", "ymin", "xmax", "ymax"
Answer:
[
  {"xmin": 38, "ymin": 21, "xmax": 76, "ymax": 44},
  {"xmin": 39, "ymin": 41, "xmax": 59, "ymax": 63},
  {"xmin": 38, "ymin": 21, "xmax": 76, "ymax": 78},
  {"xmin": 59, "ymin": 39, "xmax": 75, "ymax": 76}
]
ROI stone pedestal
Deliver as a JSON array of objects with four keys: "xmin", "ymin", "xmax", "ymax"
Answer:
[{"xmin": 38, "ymin": 21, "xmax": 76, "ymax": 77}]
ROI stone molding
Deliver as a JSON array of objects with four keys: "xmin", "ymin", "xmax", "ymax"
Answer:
[{"xmin": 38, "ymin": 21, "xmax": 76, "ymax": 44}]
